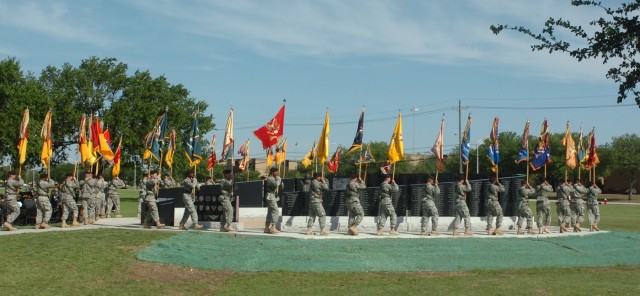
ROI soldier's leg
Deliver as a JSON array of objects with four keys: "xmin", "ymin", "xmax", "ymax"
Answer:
[
  {"xmin": 353, "ymin": 203, "xmax": 364, "ymax": 226},
  {"xmin": 317, "ymin": 205, "xmax": 326, "ymax": 231},
  {"xmin": 389, "ymin": 205, "xmax": 397, "ymax": 230},
  {"xmin": 106, "ymin": 197, "xmax": 113, "ymax": 216},
  {"xmin": 556, "ymin": 203, "xmax": 563, "ymax": 226},
  {"xmin": 62, "ymin": 201, "xmax": 70, "ymax": 222},
  {"xmin": 88, "ymin": 197, "xmax": 96, "ymax": 219},
  {"xmin": 377, "ymin": 204, "xmax": 387, "ymax": 230},
  {"xmin": 186, "ymin": 196, "xmax": 199, "ymax": 225},
  {"xmin": 114, "ymin": 194, "xmax": 121, "ymax": 215},
  {"xmin": 516, "ymin": 210, "xmax": 524, "ymax": 229},
  {"xmin": 137, "ymin": 196, "xmax": 143, "ymax": 215},
  {"xmin": 524, "ymin": 207, "xmax": 533, "ymax": 230},
  {"xmin": 462, "ymin": 207, "xmax": 471, "ymax": 230},
  {"xmin": 82, "ymin": 198, "xmax": 89, "ymax": 221},
  {"xmin": 307, "ymin": 204, "xmax": 317, "ymax": 228},
  {"xmin": 222, "ymin": 199, "xmax": 233, "ymax": 227},
  {"xmin": 42, "ymin": 199, "xmax": 52, "ymax": 224},
  {"xmin": 420, "ymin": 202, "xmax": 428, "ymax": 232},
  {"xmin": 268, "ymin": 199, "xmax": 279, "ymax": 224},
  {"xmin": 486, "ymin": 206, "xmax": 494, "ymax": 231},
  {"xmin": 587, "ymin": 205, "xmax": 594, "ymax": 226},
  {"xmin": 495, "ymin": 204, "xmax": 503, "ymax": 229},
  {"xmin": 431, "ymin": 206, "xmax": 439, "ymax": 231},
  {"xmin": 577, "ymin": 204, "xmax": 585, "ymax": 225},
  {"xmin": 570, "ymin": 204, "xmax": 577, "ymax": 227},
  {"xmin": 148, "ymin": 201, "xmax": 160, "ymax": 223},
  {"xmin": 70, "ymin": 200, "xmax": 79, "ymax": 220},
  {"xmin": 35, "ymin": 198, "xmax": 44, "ymax": 225},
  {"xmin": 180, "ymin": 195, "xmax": 192, "ymax": 225},
  {"xmin": 543, "ymin": 205, "xmax": 552, "ymax": 227},
  {"xmin": 593, "ymin": 205, "xmax": 601, "ymax": 225},
  {"xmin": 6, "ymin": 202, "xmax": 20, "ymax": 224}
]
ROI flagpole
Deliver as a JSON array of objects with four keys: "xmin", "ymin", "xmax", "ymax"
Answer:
[
  {"xmin": 465, "ymin": 163, "xmax": 469, "ymax": 180},
  {"xmin": 392, "ymin": 163, "xmax": 396, "ymax": 179},
  {"xmin": 364, "ymin": 163, "xmax": 368, "ymax": 184},
  {"xmin": 544, "ymin": 164, "xmax": 547, "ymax": 178}
]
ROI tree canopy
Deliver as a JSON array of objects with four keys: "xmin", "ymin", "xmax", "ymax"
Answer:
[{"xmin": 490, "ymin": 0, "xmax": 640, "ymax": 108}]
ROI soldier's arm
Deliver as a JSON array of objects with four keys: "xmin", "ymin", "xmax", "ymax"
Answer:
[
  {"xmin": 465, "ymin": 183, "xmax": 472, "ymax": 192},
  {"xmin": 498, "ymin": 184, "xmax": 506, "ymax": 192},
  {"xmin": 434, "ymin": 185, "xmax": 440, "ymax": 195}
]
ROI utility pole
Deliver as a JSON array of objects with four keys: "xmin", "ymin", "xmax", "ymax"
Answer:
[{"xmin": 458, "ymin": 99, "xmax": 462, "ymax": 175}]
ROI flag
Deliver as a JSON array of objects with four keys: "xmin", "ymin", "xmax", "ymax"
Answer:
[
  {"xmin": 357, "ymin": 144, "xmax": 376, "ymax": 164},
  {"xmin": 581, "ymin": 130, "xmax": 592, "ymax": 169},
  {"xmin": 301, "ymin": 142, "xmax": 315, "ymax": 168},
  {"xmin": 40, "ymin": 110, "xmax": 53, "ymax": 168},
  {"xmin": 531, "ymin": 119, "xmax": 552, "ymax": 171},
  {"xmin": 327, "ymin": 146, "xmax": 342, "ymax": 173},
  {"xmin": 87, "ymin": 115, "xmax": 98, "ymax": 165},
  {"xmin": 207, "ymin": 134, "xmax": 217, "ymax": 170},
  {"xmin": 486, "ymin": 117, "xmax": 500, "ymax": 173},
  {"xmin": 577, "ymin": 124, "xmax": 585, "ymax": 164},
  {"xmin": 432, "ymin": 116, "xmax": 445, "ymax": 171},
  {"xmin": 274, "ymin": 138, "xmax": 287, "ymax": 164},
  {"xmin": 561, "ymin": 121, "xmax": 577, "ymax": 169},
  {"xmin": 103, "ymin": 129, "xmax": 112, "ymax": 147},
  {"xmin": 78, "ymin": 115, "xmax": 92, "ymax": 164},
  {"xmin": 237, "ymin": 139, "xmax": 250, "ymax": 172},
  {"xmin": 266, "ymin": 147, "xmax": 274, "ymax": 168},
  {"xmin": 164, "ymin": 129, "xmax": 177, "ymax": 168},
  {"xmin": 142, "ymin": 130, "xmax": 154, "ymax": 161},
  {"xmin": 93, "ymin": 117, "xmax": 115, "ymax": 161},
  {"xmin": 515, "ymin": 121, "xmax": 530, "ymax": 164},
  {"xmin": 155, "ymin": 110, "xmax": 168, "ymax": 148},
  {"xmin": 17, "ymin": 108, "xmax": 29, "ymax": 165},
  {"xmin": 387, "ymin": 112, "xmax": 404, "ymax": 164},
  {"xmin": 346, "ymin": 109, "xmax": 364, "ymax": 155},
  {"xmin": 112, "ymin": 136, "xmax": 123, "ymax": 177},
  {"xmin": 316, "ymin": 112, "xmax": 330, "ymax": 164},
  {"xmin": 183, "ymin": 109, "xmax": 202, "ymax": 167},
  {"xmin": 586, "ymin": 127, "xmax": 600, "ymax": 169},
  {"xmin": 461, "ymin": 114, "xmax": 471, "ymax": 165},
  {"xmin": 221, "ymin": 108, "xmax": 234, "ymax": 161},
  {"xmin": 380, "ymin": 160, "xmax": 391, "ymax": 174},
  {"xmin": 253, "ymin": 104, "xmax": 285, "ymax": 149}
]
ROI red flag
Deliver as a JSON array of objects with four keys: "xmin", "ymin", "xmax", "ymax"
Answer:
[
  {"xmin": 103, "ymin": 129, "xmax": 112, "ymax": 147},
  {"xmin": 431, "ymin": 115, "xmax": 445, "ymax": 171},
  {"xmin": 327, "ymin": 146, "xmax": 342, "ymax": 173},
  {"xmin": 253, "ymin": 104, "xmax": 285, "ymax": 149},
  {"xmin": 208, "ymin": 149, "xmax": 218, "ymax": 170},
  {"xmin": 90, "ymin": 115, "xmax": 100, "ymax": 149}
]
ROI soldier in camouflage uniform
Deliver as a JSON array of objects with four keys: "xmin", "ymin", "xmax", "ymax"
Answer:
[
  {"xmin": 485, "ymin": 176, "xmax": 506, "ymax": 235},
  {"xmin": 143, "ymin": 171, "xmax": 165, "ymax": 229},
  {"xmin": 137, "ymin": 174, "xmax": 148, "ymax": 219},
  {"xmin": 106, "ymin": 176, "xmax": 126, "ymax": 218},
  {"xmin": 60, "ymin": 173, "xmax": 81, "ymax": 227},
  {"xmin": 453, "ymin": 175, "xmax": 473, "ymax": 236},
  {"xmin": 219, "ymin": 169, "xmax": 235, "ymax": 232},
  {"xmin": 264, "ymin": 167, "xmax": 283, "ymax": 234},
  {"xmin": 377, "ymin": 176, "xmax": 399, "ymax": 236},
  {"xmin": 80, "ymin": 171, "xmax": 98, "ymax": 224},
  {"xmin": 556, "ymin": 180, "xmax": 573, "ymax": 233},
  {"xmin": 161, "ymin": 174, "xmax": 177, "ymax": 189},
  {"xmin": 95, "ymin": 175, "xmax": 107, "ymax": 220},
  {"xmin": 571, "ymin": 180, "xmax": 588, "ymax": 232},
  {"xmin": 179, "ymin": 170, "xmax": 202, "ymax": 230},
  {"xmin": 34, "ymin": 173, "xmax": 56, "ymax": 229},
  {"xmin": 586, "ymin": 181, "xmax": 602, "ymax": 231},
  {"xmin": 3, "ymin": 171, "xmax": 24, "ymax": 231},
  {"xmin": 516, "ymin": 182, "xmax": 536, "ymax": 235},
  {"xmin": 420, "ymin": 176, "xmax": 440, "ymax": 236},
  {"xmin": 535, "ymin": 177, "xmax": 553, "ymax": 234},
  {"xmin": 346, "ymin": 174, "xmax": 366, "ymax": 236},
  {"xmin": 306, "ymin": 172, "xmax": 329, "ymax": 236}
]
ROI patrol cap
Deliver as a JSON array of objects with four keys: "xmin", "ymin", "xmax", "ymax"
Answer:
[
  {"xmin": 84, "ymin": 171, "xmax": 92, "ymax": 175},
  {"xmin": 185, "ymin": 170, "xmax": 194, "ymax": 177},
  {"xmin": 66, "ymin": 173, "xmax": 74, "ymax": 177},
  {"xmin": 313, "ymin": 172, "xmax": 322, "ymax": 178},
  {"xmin": 7, "ymin": 171, "xmax": 17, "ymax": 176},
  {"xmin": 150, "ymin": 170, "xmax": 158, "ymax": 175},
  {"xmin": 269, "ymin": 167, "xmax": 278, "ymax": 174},
  {"xmin": 39, "ymin": 173, "xmax": 48, "ymax": 179}
]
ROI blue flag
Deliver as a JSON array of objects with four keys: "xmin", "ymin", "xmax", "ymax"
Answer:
[
  {"xmin": 487, "ymin": 117, "xmax": 500, "ymax": 172},
  {"xmin": 531, "ymin": 119, "xmax": 552, "ymax": 171},
  {"xmin": 183, "ymin": 110, "xmax": 202, "ymax": 166},
  {"xmin": 515, "ymin": 121, "xmax": 530, "ymax": 164},
  {"xmin": 461, "ymin": 114, "xmax": 471, "ymax": 165}
]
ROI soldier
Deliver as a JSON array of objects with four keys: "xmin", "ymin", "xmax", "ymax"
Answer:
[
  {"xmin": 556, "ymin": 180, "xmax": 573, "ymax": 233},
  {"xmin": 264, "ymin": 167, "xmax": 283, "ymax": 234},
  {"xmin": 3, "ymin": 171, "xmax": 24, "ymax": 231},
  {"xmin": 143, "ymin": 170, "xmax": 165, "ymax": 229},
  {"xmin": 60, "ymin": 173, "xmax": 81, "ymax": 227},
  {"xmin": 219, "ymin": 169, "xmax": 235, "ymax": 232},
  {"xmin": 106, "ymin": 176, "xmax": 126, "ymax": 218},
  {"xmin": 535, "ymin": 177, "xmax": 553, "ymax": 234},
  {"xmin": 420, "ymin": 176, "xmax": 440, "ymax": 236},
  {"xmin": 161, "ymin": 174, "xmax": 177, "ymax": 189},
  {"xmin": 345, "ymin": 174, "xmax": 366, "ymax": 236},
  {"xmin": 571, "ymin": 180, "xmax": 588, "ymax": 232},
  {"xmin": 80, "ymin": 171, "xmax": 98, "ymax": 224},
  {"xmin": 95, "ymin": 175, "xmax": 107, "ymax": 220},
  {"xmin": 586, "ymin": 181, "xmax": 602, "ymax": 231},
  {"xmin": 485, "ymin": 176, "xmax": 506, "ymax": 235},
  {"xmin": 179, "ymin": 170, "xmax": 202, "ymax": 230},
  {"xmin": 453, "ymin": 175, "xmax": 473, "ymax": 236},
  {"xmin": 306, "ymin": 172, "xmax": 329, "ymax": 235},
  {"xmin": 205, "ymin": 177, "xmax": 215, "ymax": 185},
  {"xmin": 516, "ymin": 182, "xmax": 536, "ymax": 235},
  {"xmin": 34, "ymin": 173, "xmax": 56, "ymax": 229},
  {"xmin": 136, "ymin": 174, "xmax": 148, "ymax": 219},
  {"xmin": 377, "ymin": 175, "xmax": 399, "ymax": 236}
]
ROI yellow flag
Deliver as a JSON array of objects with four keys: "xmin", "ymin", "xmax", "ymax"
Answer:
[
  {"xmin": 561, "ymin": 121, "xmax": 577, "ymax": 169},
  {"xmin": 266, "ymin": 149, "xmax": 274, "ymax": 167},
  {"xmin": 17, "ymin": 108, "xmax": 29, "ymax": 165},
  {"xmin": 275, "ymin": 138, "xmax": 287, "ymax": 164},
  {"xmin": 387, "ymin": 112, "xmax": 404, "ymax": 164},
  {"xmin": 78, "ymin": 115, "xmax": 90, "ymax": 164},
  {"xmin": 316, "ymin": 112, "xmax": 330, "ymax": 164},
  {"xmin": 301, "ymin": 141, "xmax": 316, "ymax": 168},
  {"xmin": 40, "ymin": 110, "xmax": 53, "ymax": 168}
]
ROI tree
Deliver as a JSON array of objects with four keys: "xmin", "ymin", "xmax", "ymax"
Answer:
[
  {"xmin": 490, "ymin": 0, "xmax": 640, "ymax": 108},
  {"xmin": 607, "ymin": 134, "xmax": 640, "ymax": 199}
]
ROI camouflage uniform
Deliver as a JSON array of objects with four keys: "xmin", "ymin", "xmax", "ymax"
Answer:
[
  {"xmin": 571, "ymin": 183, "xmax": 588, "ymax": 231},
  {"xmin": 219, "ymin": 178, "xmax": 235, "ymax": 231},
  {"xmin": 161, "ymin": 176, "xmax": 177, "ymax": 189},
  {"xmin": 453, "ymin": 181, "xmax": 472, "ymax": 234},
  {"xmin": 420, "ymin": 182, "xmax": 440, "ymax": 234},
  {"xmin": 377, "ymin": 180, "xmax": 399, "ymax": 235},
  {"xmin": 346, "ymin": 179, "xmax": 366, "ymax": 234},
  {"xmin": 60, "ymin": 178, "xmax": 80, "ymax": 224},
  {"xmin": 180, "ymin": 177, "xmax": 200, "ymax": 229},
  {"xmin": 95, "ymin": 178, "xmax": 107, "ymax": 218},
  {"xmin": 144, "ymin": 176, "xmax": 162, "ymax": 226},
  {"xmin": 3, "ymin": 177, "xmax": 24, "ymax": 229},
  {"xmin": 265, "ymin": 175, "xmax": 283, "ymax": 228},
  {"xmin": 485, "ymin": 182, "xmax": 506, "ymax": 234},
  {"xmin": 307, "ymin": 178, "xmax": 329, "ymax": 233},
  {"xmin": 106, "ymin": 178, "xmax": 126, "ymax": 217},
  {"xmin": 516, "ymin": 185, "xmax": 536, "ymax": 234},
  {"xmin": 556, "ymin": 183, "xmax": 573, "ymax": 231},
  {"xmin": 535, "ymin": 182, "xmax": 553, "ymax": 232},
  {"xmin": 586, "ymin": 185, "xmax": 602, "ymax": 230},
  {"xmin": 34, "ymin": 179, "xmax": 56, "ymax": 227},
  {"xmin": 80, "ymin": 177, "xmax": 98, "ymax": 222},
  {"xmin": 137, "ymin": 177, "xmax": 147, "ymax": 217}
]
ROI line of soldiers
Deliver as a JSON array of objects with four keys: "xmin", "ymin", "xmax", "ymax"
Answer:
[{"xmin": 2, "ymin": 170, "xmax": 127, "ymax": 231}]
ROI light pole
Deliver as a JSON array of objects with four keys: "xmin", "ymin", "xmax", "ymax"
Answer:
[
  {"xmin": 411, "ymin": 107, "xmax": 419, "ymax": 154},
  {"xmin": 475, "ymin": 137, "xmax": 489, "ymax": 175}
]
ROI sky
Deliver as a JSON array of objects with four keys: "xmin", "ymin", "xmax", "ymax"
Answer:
[{"xmin": 1, "ymin": 0, "xmax": 638, "ymax": 161}]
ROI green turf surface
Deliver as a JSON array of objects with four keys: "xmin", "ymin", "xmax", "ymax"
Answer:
[{"xmin": 137, "ymin": 231, "xmax": 640, "ymax": 272}]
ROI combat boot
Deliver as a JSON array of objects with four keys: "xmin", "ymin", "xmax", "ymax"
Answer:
[
  {"xmin": 559, "ymin": 224, "xmax": 566, "ymax": 233},
  {"xmin": 589, "ymin": 224, "xmax": 594, "ymax": 232},
  {"xmin": 263, "ymin": 223, "xmax": 271, "ymax": 233},
  {"xmin": 486, "ymin": 228, "xmax": 492, "ymax": 235},
  {"xmin": 320, "ymin": 229, "xmax": 329, "ymax": 236},
  {"xmin": 351, "ymin": 226, "xmax": 359, "ymax": 236},
  {"xmin": 72, "ymin": 219, "xmax": 80, "ymax": 226},
  {"xmin": 106, "ymin": 214, "xmax": 111, "ymax": 218},
  {"xmin": 452, "ymin": 228, "xmax": 459, "ymax": 236},
  {"xmin": 61, "ymin": 221, "xmax": 69, "ymax": 228},
  {"xmin": 194, "ymin": 223, "xmax": 203, "ymax": 230},
  {"xmin": 593, "ymin": 224, "xmax": 600, "ymax": 231},
  {"xmin": 155, "ymin": 221, "xmax": 165, "ymax": 229},
  {"xmin": 347, "ymin": 226, "xmax": 354, "ymax": 235},
  {"xmin": 389, "ymin": 229, "xmax": 399, "ymax": 236},
  {"xmin": 83, "ymin": 219, "xmax": 89, "ymax": 225},
  {"xmin": 35, "ymin": 224, "xmax": 41, "ymax": 230},
  {"xmin": 420, "ymin": 231, "xmax": 428, "ymax": 236},
  {"xmin": 538, "ymin": 227, "xmax": 543, "ymax": 234},
  {"xmin": 527, "ymin": 228, "xmax": 534, "ymax": 235},
  {"xmin": 305, "ymin": 227, "xmax": 314, "ymax": 235},
  {"xmin": 116, "ymin": 214, "xmax": 123, "ymax": 218},
  {"xmin": 225, "ymin": 225, "xmax": 234, "ymax": 232},
  {"xmin": 431, "ymin": 230, "xmax": 440, "ymax": 236},
  {"xmin": 179, "ymin": 224, "xmax": 187, "ymax": 230},
  {"xmin": 544, "ymin": 226, "xmax": 551, "ymax": 234},
  {"xmin": 136, "ymin": 212, "xmax": 141, "ymax": 219},
  {"xmin": 575, "ymin": 223, "xmax": 582, "ymax": 232},
  {"xmin": 143, "ymin": 220, "xmax": 151, "ymax": 229},
  {"xmin": 41, "ymin": 223, "xmax": 51, "ymax": 229},
  {"xmin": 517, "ymin": 227, "xmax": 524, "ymax": 235},
  {"xmin": 493, "ymin": 228, "xmax": 503, "ymax": 235},
  {"xmin": 4, "ymin": 222, "xmax": 17, "ymax": 231},
  {"xmin": 376, "ymin": 229, "xmax": 384, "ymax": 236},
  {"xmin": 464, "ymin": 228, "xmax": 473, "ymax": 236},
  {"xmin": 269, "ymin": 224, "xmax": 279, "ymax": 234}
]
